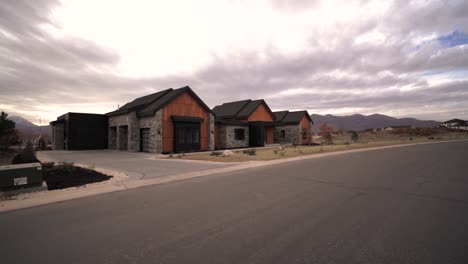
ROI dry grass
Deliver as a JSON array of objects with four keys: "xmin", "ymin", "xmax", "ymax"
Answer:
[{"xmin": 171, "ymin": 130, "xmax": 468, "ymax": 162}]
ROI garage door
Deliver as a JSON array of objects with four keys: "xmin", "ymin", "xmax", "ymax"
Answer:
[
  {"xmin": 174, "ymin": 122, "xmax": 200, "ymax": 153},
  {"xmin": 140, "ymin": 128, "xmax": 150, "ymax": 152}
]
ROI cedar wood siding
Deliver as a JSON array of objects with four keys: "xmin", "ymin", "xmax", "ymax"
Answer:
[
  {"xmin": 246, "ymin": 103, "xmax": 275, "ymax": 145},
  {"xmin": 266, "ymin": 127, "xmax": 274, "ymax": 144},
  {"xmin": 161, "ymin": 91, "xmax": 210, "ymax": 153},
  {"xmin": 247, "ymin": 103, "xmax": 274, "ymax": 122},
  {"xmin": 300, "ymin": 114, "xmax": 311, "ymax": 145}
]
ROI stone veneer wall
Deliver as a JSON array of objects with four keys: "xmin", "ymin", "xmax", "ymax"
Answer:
[
  {"xmin": 274, "ymin": 125, "xmax": 300, "ymax": 145},
  {"xmin": 108, "ymin": 110, "xmax": 162, "ymax": 153},
  {"xmin": 208, "ymin": 113, "xmax": 215, "ymax": 151},
  {"xmin": 138, "ymin": 110, "xmax": 163, "ymax": 153},
  {"xmin": 218, "ymin": 125, "xmax": 249, "ymax": 149}
]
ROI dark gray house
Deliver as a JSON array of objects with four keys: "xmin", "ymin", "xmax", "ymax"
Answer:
[
  {"xmin": 273, "ymin": 111, "xmax": 313, "ymax": 145},
  {"xmin": 50, "ymin": 113, "xmax": 108, "ymax": 150}
]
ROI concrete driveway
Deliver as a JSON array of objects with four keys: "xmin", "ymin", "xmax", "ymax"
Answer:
[{"xmin": 37, "ymin": 150, "xmax": 233, "ymax": 179}]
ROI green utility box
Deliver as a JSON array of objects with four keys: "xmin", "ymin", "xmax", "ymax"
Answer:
[{"xmin": 0, "ymin": 163, "xmax": 44, "ymax": 193}]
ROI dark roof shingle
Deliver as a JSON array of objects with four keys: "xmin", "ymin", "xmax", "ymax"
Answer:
[
  {"xmin": 107, "ymin": 86, "xmax": 211, "ymax": 117},
  {"xmin": 213, "ymin": 99, "xmax": 274, "ymax": 120},
  {"xmin": 273, "ymin": 110, "xmax": 313, "ymax": 125}
]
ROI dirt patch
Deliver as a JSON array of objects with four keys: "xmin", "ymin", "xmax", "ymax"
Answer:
[
  {"xmin": 43, "ymin": 163, "xmax": 112, "ymax": 190},
  {"xmin": 174, "ymin": 131, "xmax": 468, "ymax": 162}
]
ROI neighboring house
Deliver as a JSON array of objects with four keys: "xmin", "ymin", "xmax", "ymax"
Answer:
[
  {"xmin": 383, "ymin": 125, "xmax": 414, "ymax": 131},
  {"xmin": 441, "ymin": 119, "xmax": 468, "ymax": 130},
  {"xmin": 273, "ymin": 111, "xmax": 314, "ymax": 145},
  {"xmin": 106, "ymin": 86, "xmax": 215, "ymax": 153},
  {"xmin": 213, "ymin": 99, "xmax": 276, "ymax": 149},
  {"xmin": 50, "ymin": 113, "xmax": 108, "ymax": 150}
]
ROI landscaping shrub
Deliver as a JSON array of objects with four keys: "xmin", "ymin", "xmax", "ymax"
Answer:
[
  {"xmin": 41, "ymin": 161, "xmax": 55, "ymax": 170},
  {"xmin": 243, "ymin": 148, "xmax": 256, "ymax": 155},
  {"xmin": 36, "ymin": 136, "xmax": 47, "ymax": 150},
  {"xmin": 11, "ymin": 141, "xmax": 39, "ymax": 164},
  {"xmin": 210, "ymin": 151, "xmax": 222, "ymax": 156},
  {"xmin": 350, "ymin": 131, "xmax": 359, "ymax": 143},
  {"xmin": 344, "ymin": 141, "xmax": 350, "ymax": 145},
  {"xmin": 323, "ymin": 133, "xmax": 333, "ymax": 145}
]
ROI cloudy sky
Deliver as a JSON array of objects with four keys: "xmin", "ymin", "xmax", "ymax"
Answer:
[{"xmin": 1, "ymin": 0, "xmax": 468, "ymax": 124}]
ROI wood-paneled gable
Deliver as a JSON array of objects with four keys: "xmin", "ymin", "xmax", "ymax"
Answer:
[
  {"xmin": 161, "ymin": 92, "xmax": 210, "ymax": 153},
  {"xmin": 247, "ymin": 103, "xmax": 274, "ymax": 122}
]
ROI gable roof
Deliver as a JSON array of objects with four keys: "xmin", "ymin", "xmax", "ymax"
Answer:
[
  {"xmin": 273, "ymin": 110, "xmax": 313, "ymax": 125},
  {"xmin": 213, "ymin": 99, "xmax": 275, "ymax": 120},
  {"xmin": 106, "ymin": 86, "xmax": 212, "ymax": 117},
  {"xmin": 273, "ymin": 111, "xmax": 288, "ymax": 121},
  {"xmin": 212, "ymin": 100, "xmax": 250, "ymax": 119}
]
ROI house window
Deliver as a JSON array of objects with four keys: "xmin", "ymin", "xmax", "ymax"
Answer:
[
  {"xmin": 234, "ymin": 128, "xmax": 245, "ymax": 140},
  {"xmin": 302, "ymin": 129, "xmax": 307, "ymax": 139},
  {"xmin": 280, "ymin": 130, "xmax": 286, "ymax": 138}
]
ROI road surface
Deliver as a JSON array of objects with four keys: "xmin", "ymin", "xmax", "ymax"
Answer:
[{"xmin": 2, "ymin": 141, "xmax": 468, "ymax": 263}]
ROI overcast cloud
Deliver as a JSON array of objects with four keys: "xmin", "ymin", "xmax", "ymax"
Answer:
[{"xmin": 1, "ymin": 0, "xmax": 467, "ymax": 123}]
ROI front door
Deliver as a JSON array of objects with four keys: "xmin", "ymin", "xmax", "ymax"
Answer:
[
  {"xmin": 140, "ymin": 128, "xmax": 150, "ymax": 152},
  {"xmin": 174, "ymin": 122, "xmax": 200, "ymax": 153},
  {"xmin": 249, "ymin": 122, "xmax": 265, "ymax": 147}
]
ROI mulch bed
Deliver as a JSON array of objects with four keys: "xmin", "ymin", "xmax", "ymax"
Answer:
[{"xmin": 43, "ymin": 164, "xmax": 112, "ymax": 190}]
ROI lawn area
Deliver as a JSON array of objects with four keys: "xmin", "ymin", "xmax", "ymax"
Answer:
[{"xmin": 170, "ymin": 129, "xmax": 468, "ymax": 162}]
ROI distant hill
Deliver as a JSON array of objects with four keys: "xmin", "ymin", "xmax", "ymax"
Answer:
[
  {"xmin": 310, "ymin": 114, "xmax": 440, "ymax": 133},
  {"xmin": 9, "ymin": 116, "xmax": 52, "ymax": 139}
]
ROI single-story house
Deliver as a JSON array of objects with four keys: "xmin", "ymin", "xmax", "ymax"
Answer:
[
  {"xmin": 441, "ymin": 119, "xmax": 468, "ymax": 131},
  {"xmin": 50, "ymin": 113, "xmax": 108, "ymax": 150},
  {"xmin": 105, "ymin": 86, "xmax": 215, "ymax": 153},
  {"xmin": 273, "ymin": 111, "xmax": 313, "ymax": 145},
  {"xmin": 213, "ymin": 99, "xmax": 276, "ymax": 149}
]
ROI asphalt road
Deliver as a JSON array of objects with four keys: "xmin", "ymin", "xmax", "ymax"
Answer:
[{"xmin": 2, "ymin": 141, "xmax": 468, "ymax": 264}]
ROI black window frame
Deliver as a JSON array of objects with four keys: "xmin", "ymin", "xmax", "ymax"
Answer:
[
  {"xmin": 234, "ymin": 128, "xmax": 245, "ymax": 141},
  {"xmin": 280, "ymin": 130, "xmax": 286, "ymax": 138}
]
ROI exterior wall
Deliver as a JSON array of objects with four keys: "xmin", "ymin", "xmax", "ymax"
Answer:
[
  {"xmin": 214, "ymin": 124, "xmax": 220, "ymax": 149},
  {"xmin": 218, "ymin": 125, "xmax": 249, "ymax": 149},
  {"xmin": 274, "ymin": 125, "xmax": 300, "ymax": 145},
  {"xmin": 52, "ymin": 123, "xmax": 65, "ymax": 150},
  {"xmin": 109, "ymin": 111, "xmax": 162, "ymax": 153},
  {"xmin": 161, "ymin": 92, "xmax": 211, "ymax": 153},
  {"xmin": 266, "ymin": 127, "xmax": 274, "ymax": 144},
  {"xmin": 108, "ymin": 113, "xmax": 132, "ymax": 151},
  {"xmin": 247, "ymin": 103, "xmax": 274, "ymax": 122},
  {"xmin": 300, "ymin": 115, "xmax": 312, "ymax": 145},
  {"xmin": 209, "ymin": 113, "xmax": 215, "ymax": 150},
  {"xmin": 109, "ymin": 127, "xmax": 117, "ymax": 149},
  {"xmin": 138, "ymin": 110, "xmax": 163, "ymax": 153}
]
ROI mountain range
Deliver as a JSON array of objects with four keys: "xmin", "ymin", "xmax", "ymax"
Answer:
[
  {"xmin": 310, "ymin": 114, "xmax": 440, "ymax": 133},
  {"xmin": 9, "ymin": 116, "xmax": 52, "ymax": 139}
]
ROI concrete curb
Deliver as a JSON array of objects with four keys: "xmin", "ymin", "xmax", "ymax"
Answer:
[{"xmin": 1, "ymin": 139, "xmax": 466, "ymax": 213}]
